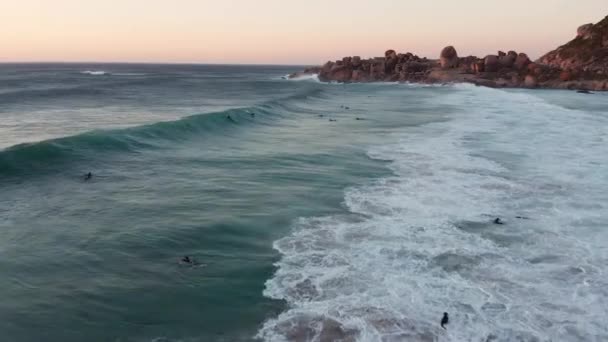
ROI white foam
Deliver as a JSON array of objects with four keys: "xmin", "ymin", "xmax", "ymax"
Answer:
[
  {"xmin": 259, "ymin": 86, "xmax": 608, "ymax": 341},
  {"xmin": 81, "ymin": 70, "xmax": 108, "ymax": 76},
  {"xmin": 285, "ymin": 73, "xmax": 321, "ymax": 82}
]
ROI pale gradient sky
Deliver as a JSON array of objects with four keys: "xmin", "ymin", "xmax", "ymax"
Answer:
[{"xmin": 1, "ymin": 0, "xmax": 606, "ymax": 64}]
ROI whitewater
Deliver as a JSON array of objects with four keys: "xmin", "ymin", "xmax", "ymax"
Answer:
[{"xmin": 260, "ymin": 85, "xmax": 608, "ymax": 341}]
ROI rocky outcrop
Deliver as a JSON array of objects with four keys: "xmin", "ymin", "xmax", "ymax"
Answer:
[
  {"xmin": 539, "ymin": 15, "xmax": 608, "ymax": 78},
  {"xmin": 304, "ymin": 52, "xmax": 436, "ymax": 83},
  {"xmin": 290, "ymin": 15, "xmax": 608, "ymax": 91}
]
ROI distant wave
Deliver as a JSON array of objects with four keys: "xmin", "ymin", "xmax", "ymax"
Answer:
[
  {"xmin": 80, "ymin": 71, "xmax": 148, "ymax": 76},
  {"xmin": 0, "ymin": 87, "xmax": 324, "ymax": 177},
  {"xmin": 112, "ymin": 73, "xmax": 147, "ymax": 76},
  {"xmin": 81, "ymin": 70, "xmax": 108, "ymax": 76},
  {"xmin": 284, "ymin": 73, "xmax": 320, "ymax": 82}
]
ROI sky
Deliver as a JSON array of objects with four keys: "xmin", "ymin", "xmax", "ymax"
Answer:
[{"xmin": 0, "ymin": 0, "xmax": 606, "ymax": 64}]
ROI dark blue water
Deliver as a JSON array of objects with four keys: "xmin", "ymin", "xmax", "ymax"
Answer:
[{"xmin": 1, "ymin": 64, "xmax": 607, "ymax": 342}]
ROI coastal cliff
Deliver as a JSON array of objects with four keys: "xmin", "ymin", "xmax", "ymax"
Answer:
[{"xmin": 291, "ymin": 16, "xmax": 608, "ymax": 91}]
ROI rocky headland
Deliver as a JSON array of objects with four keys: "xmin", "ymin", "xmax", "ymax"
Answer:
[{"xmin": 290, "ymin": 16, "xmax": 608, "ymax": 91}]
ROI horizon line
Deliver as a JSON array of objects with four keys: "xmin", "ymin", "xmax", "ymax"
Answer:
[{"xmin": 0, "ymin": 61, "xmax": 316, "ymax": 67}]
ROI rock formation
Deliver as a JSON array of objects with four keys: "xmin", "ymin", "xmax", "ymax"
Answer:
[
  {"xmin": 290, "ymin": 15, "xmax": 608, "ymax": 91},
  {"xmin": 440, "ymin": 46, "xmax": 459, "ymax": 69},
  {"xmin": 539, "ymin": 15, "xmax": 608, "ymax": 78}
]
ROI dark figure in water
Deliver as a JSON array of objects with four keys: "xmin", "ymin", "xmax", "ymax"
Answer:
[
  {"xmin": 181, "ymin": 256, "xmax": 193, "ymax": 264},
  {"xmin": 226, "ymin": 115, "xmax": 236, "ymax": 122},
  {"xmin": 84, "ymin": 172, "xmax": 92, "ymax": 181},
  {"xmin": 494, "ymin": 217, "xmax": 504, "ymax": 225},
  {"xmin": 250, "ymin": 112, "xmax": 255, "ymax": 117},
  {"xmin": 441, "ymin": 312, "xmax": 449, "ymax": 329},
  {"xmin": 329, "ymin": 119, "xmax": 337, "ymax": 122},
  {"xmin": 576, "ymin": 90, "xmax": 592, "ymax": 94}
]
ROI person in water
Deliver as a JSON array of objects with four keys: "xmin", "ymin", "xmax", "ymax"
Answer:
[
  {"xmin": 493, "ymin": 217, "xmax": 504, "ymax": 225},
  {"xmin": 441, "ymin": 312, "xmax": 449, "ymax": 329},
  {"xmin": 181, "ymin": 256, "xmax": 193, "ymax": 264},
  {"xmin": 84, "ymin": 172, "xmax": 92, "ymax": 181}
]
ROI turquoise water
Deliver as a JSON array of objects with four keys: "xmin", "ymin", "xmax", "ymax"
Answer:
[{"xmin": 1, "ymin": 64, "xmax": 607, "ymax": 341}]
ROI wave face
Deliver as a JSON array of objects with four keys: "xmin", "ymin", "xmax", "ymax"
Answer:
[
  {"xmin": 259, "ymin": 85, "xmax": 608, "ymax": 341},
  {"xmin": 0, "ymin": 104, "xmax": 276, "ymax": 177}
]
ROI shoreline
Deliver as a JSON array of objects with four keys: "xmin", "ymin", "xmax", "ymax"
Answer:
[{"xmin": 289, "ymin": 69, "xmax": 607, "ymax": 92}]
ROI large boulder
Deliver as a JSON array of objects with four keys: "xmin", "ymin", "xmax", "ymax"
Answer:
[
  {"xmin": 499, "ymin": 54, "xmax": 515, "ymax": 68},
  {"xmin": 484, "ymin": 55, "xmax": 499, "ymax": 72},
  {"xmin": 385, "ymin": 49, "xmax": 397, "ymax": 59},
  {"xmin": 514, "ymin": 53, "xmax": 531, "ymax": 70},
  {"xmin": 352, "ymin": 56, "xmax": 361, "ymax": 68},
  {"xmin": 440, "ymin": 46, "xmax": 459, "ymax": 69}
]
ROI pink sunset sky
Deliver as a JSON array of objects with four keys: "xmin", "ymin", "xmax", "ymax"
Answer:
[{"xmin": 1, "ymin": 0, "xmax": 606, "ymax": 64}]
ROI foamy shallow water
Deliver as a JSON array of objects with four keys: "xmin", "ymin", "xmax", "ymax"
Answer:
[{"xmin": 260, "ymin": 85, "xmax": 608, "ymax": 342}]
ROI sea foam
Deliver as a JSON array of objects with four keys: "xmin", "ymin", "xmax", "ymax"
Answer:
[{"xmin": 259, "ymin": 86, "xmax": 608, "ymax": 341}]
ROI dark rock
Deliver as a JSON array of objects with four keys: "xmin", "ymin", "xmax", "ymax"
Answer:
[
  {"xmin": 484, "ymin": 55, "xmax": 499, "ymax": 72},
  {"xmin": 499, "ymin": 54, "xmax": 515, "ymax": 68},
  {"xmin": 440, "ymin": 46, "xmax": 459, "ymax": 69},
  {"xmin": 515, "ymin": 53, "xmax": 531, "ymax": 70}
]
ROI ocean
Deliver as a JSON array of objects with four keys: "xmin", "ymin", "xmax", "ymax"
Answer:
[{"xmin": 0, "ymin": 63, "xmax": 607, "ymax": 342}]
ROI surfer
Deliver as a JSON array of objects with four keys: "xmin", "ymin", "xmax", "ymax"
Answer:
[
  {"xmin": 84, "ymin": 172, "xmax": 92, "ymax": 181},
  {"xmin": 226, "ymin": 115, "xmax": 236, "ymax": 122},
  {"xmin": 329, "ymin": 119, "xmax": 337, "ymax": 122},
  {"xmin": 180, "ymin": 256, "xmax": 206, "ymax": 267},
  {"xmin": 441, "ymin": 312, "xmax": 449, "ymax": 329},
  {"xmin": 493, "ymin": 217, "xmax": 504, "ymax": 225}
]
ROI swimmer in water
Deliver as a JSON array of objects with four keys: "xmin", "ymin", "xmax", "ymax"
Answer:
[
  {"xmin": 84, "ymin": 172, "xmax": 92, "ymax": 181},
  {"xmin": 493, "ymin": 217, "xmax": 504, "ymax": 225},
  {"xmin": 441, "ymin": 312, "xmax": 449, "ymax": 329}
]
